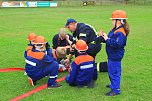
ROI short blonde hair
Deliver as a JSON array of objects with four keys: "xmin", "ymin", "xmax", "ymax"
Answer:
[
  {"xmin": 59, "ymin": 28, "xmax": 67, "ymax": 37},
  {"xmin": 56, "ymin": 47, "xmax": 66, "ymax": 58}
]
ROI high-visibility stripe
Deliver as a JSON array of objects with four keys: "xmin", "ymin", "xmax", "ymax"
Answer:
[
  {"xmin": 25, "ymin": 59, "xmax": 36, "ymax": 66},
  {"xmin": 80, "ymin": 64, "xmax": 93, "ymax": 69},
  {"xmin": 79, "ymin": 33, "xmax": 86, "ymax": 37},
  {"xmin": 85, "ymin": 24, "xmax": 98, "ymax": 35},
  {"xmin": 50, "ymin": 75, "xmax": 58, "ymax": 78},
  {"xmin": 45, "ymin": 51, "xmax": 47, "ymax": 55},
  {"xmin": 97, "ymin": 63, "xmax": 100, "ymax": 71}
]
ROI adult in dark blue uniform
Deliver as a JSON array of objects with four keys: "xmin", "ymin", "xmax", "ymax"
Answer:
[
  {"xmin": 64, "ymin": 18, "xmax": 101, "ymax": 61},
  {"xmin": 64, "ymin": 18, "xmax": 108, "ymax": 73}
]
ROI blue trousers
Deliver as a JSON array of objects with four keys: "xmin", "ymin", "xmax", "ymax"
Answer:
[
  {"xmin": 29, "ymin": 61, "xmax": 59, "ymax": 86},
  {"xmin": 108, "ymin": 60, "xmax": 121, "ymax": 94}
]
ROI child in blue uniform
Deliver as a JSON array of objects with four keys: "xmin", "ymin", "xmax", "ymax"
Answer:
[
  {"xmin": 24, "ymin": 32, "xmax": 37, "ymax": 58},
  {"xmin": 99, "ymin": 10, "xmax": 130, "ymax": 96},
  {"xmin": 52, "ymin": 28, "xmax": 73, "ymax": 49},
  {"xmin": 52, "ymin": 28, "xmax": 73, "ymax": 72},
  {"xmin": 25, "ymin": 36, "xmax": 62, "ymax": 88},
  {"xmin": 66, "ymin": 40, "xmax": 97, "ymax": 88}
]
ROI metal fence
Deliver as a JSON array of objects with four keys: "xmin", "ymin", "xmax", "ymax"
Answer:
[
  {"xmin": 126, "ymin": 0, "xmax": 152, "ymax": 5},
  {"xmin": 56, "ymin": 0, "xmax": 152, "ymax": 6},
  {"xmin": 56, "ymin": 0, "xmax": 124, "ymax": 6},
  {"xmin": 0, "ymin": 0, "xmax": 152, "ymax": 7}
]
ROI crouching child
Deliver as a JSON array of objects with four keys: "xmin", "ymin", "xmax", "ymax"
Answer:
[
  {"xmin": 25, "ymin": 36, "xmax": 61, "ymax": 88},
  {"xmin": 66, "ymin": 40, "xmax": 97, "ymax": 88}
]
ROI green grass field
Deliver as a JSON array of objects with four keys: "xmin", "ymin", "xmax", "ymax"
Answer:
[{"xmin": 0, "ymin": 5, "xmax": 152, "ymax": 101}]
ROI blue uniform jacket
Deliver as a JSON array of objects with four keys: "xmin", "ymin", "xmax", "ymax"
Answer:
[
  {"xmin": 106, "ymin": 26, "xmax": 127, "ymax": 61},
  {"xmin": 72, "ymin": 23, "xmax": 101, "ymax": 57},
  {"xmin": 52, "ymin": 34, "xmax": 73, "ymax": 49},
  {"xmin": 73, "ymin": 23, "xmax": 98, "ymax": 43},
  {"xmin": 25, "ymin": 49, "xmax": 55, "ymax": 78},
  {"xmin": 66, "ymin": 53, "xmax": 97, "ymax": 86}
]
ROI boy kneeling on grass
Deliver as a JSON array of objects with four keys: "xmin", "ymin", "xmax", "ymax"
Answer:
[
  {"xmin": 25, "ymin": 36, "xmax": 62, "ymax": 88},
  {"xmin": 66, "ymin": 40, "xmax": 97, "ymax": 88}
]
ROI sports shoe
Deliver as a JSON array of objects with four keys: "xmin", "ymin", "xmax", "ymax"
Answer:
[
  {"xmin": 48, "ymin": 83, "xmax": 62, "ymax": 89},
  {"xmin": 106, "ymin": 84, "xmax": 110, "ymax": 88},
  {"xmin": 28, "ymin": 77, "xmax": 36, "ymax": 86},
  {"xmin": 77, "ymin": 85, "xmax": 85, "ymax": 88},
  {"xmin": 24, "ymin": 72, "xmax": 27, "ymax": 75},
  {"xmin": 106, "ymin": 91, "xmax": 118, "ymax": 96}
]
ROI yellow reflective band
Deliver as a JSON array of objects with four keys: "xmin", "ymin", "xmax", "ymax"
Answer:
[
  {"xmin": 97, "ymin": 62, "xmax": 100, "ymax": 71},
  {"xmin": 79, "ymin": 33, "xmax": 86, "ymax": 37},
  {"xmin": 90, "ymin": 41, "xmax": 96, "ymax": 44}
]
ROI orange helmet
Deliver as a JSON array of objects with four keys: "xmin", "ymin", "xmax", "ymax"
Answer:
[
  {"xmin": 110, "ymin": 10, "xmax": 127, "ymax": 19},
  {"xmin": 34, "ymin": 36, "xmax": 46, "ymax": 44},
  {"xmin": 75, "ymin": 40, "xmax": 88, "ymax": 51},
  {"xmin": 27, "ymin": 32, "xmax": 37, "ymax": 41}
]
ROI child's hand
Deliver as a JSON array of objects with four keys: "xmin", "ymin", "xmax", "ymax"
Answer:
[
  {"xmin": 102, "ymin": 33, "xmax": 108, "ymax": 41},
  {"xmin": 64, "ymin": 59, "xmax": 70, "ymax": 65},
  {"xmin": 66, "ymin": 35, "xmax": 69, "ymax": 41},
  {"xmin": 99, "ymin": 29, "xmax": 104, "ymax": 36}
]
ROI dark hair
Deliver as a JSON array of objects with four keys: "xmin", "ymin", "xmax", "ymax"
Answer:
[{"xmin": 123, "ymin": 19, "xmax": 130, "ymax": 36}]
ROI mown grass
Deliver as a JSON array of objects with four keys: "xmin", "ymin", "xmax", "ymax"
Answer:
[{"xmin": 0, "ymin": 5, "xmax": 152, "ymax": 101}]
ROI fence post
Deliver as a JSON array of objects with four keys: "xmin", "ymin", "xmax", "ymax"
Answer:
[
  {"xmin": 100, "ymin": 0, "xmax": 102, "ymax": 5},
  {"xmin": 144, "ymin": 0, "xmax": 146, "ymax": 5}
]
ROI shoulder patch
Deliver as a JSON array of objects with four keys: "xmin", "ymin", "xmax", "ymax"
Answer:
[
  {"xmin": 27, "ymin": 50, "xmax": 45, "ymax": 60},
  {"xmin": 74, "ymin": 55, "xmax": 94, "ymax": 65},
  {"xmin": 114, "ymin": 28, "xmax": 126, "ymax": 36},
  {"xmin": 26, "ymin": 46, "xmax": 33, "ymax": 51}
]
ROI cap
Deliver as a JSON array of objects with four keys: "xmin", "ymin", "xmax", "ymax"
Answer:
[{"xmin": 65, "ymin": 18, "xmax": 76, "ymax": 27}]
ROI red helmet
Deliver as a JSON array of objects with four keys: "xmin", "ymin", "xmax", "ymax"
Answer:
[
  {"xmin": 34, "ymin": 36, "xmax": 46, "ymax": 44},
  {"xmin": 75, "ymin": 40, "xmax": 88, "ymax": 51},
  {"xmin": 110, "ymin": 10, "xmax": 127, "ymax": 19},
  {"xmin": 27, "ymin": 32, "xmax": 37, "ymax": 41}
]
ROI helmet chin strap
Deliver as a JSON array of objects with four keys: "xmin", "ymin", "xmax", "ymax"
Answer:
[
  {"xmin": 121, "ymin": 19, "xmax": 125, "ymax": 25},
  {"xmin": 115, "ymin": 19, "xmax": 126, "ymax": 28},
  {"xmin": 35, "ymin": 44, "xmax": 45, "ymax": 51},
  {"xmin": 115, "ymin": 19, "xmax": 118, "ymax": 28}
]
